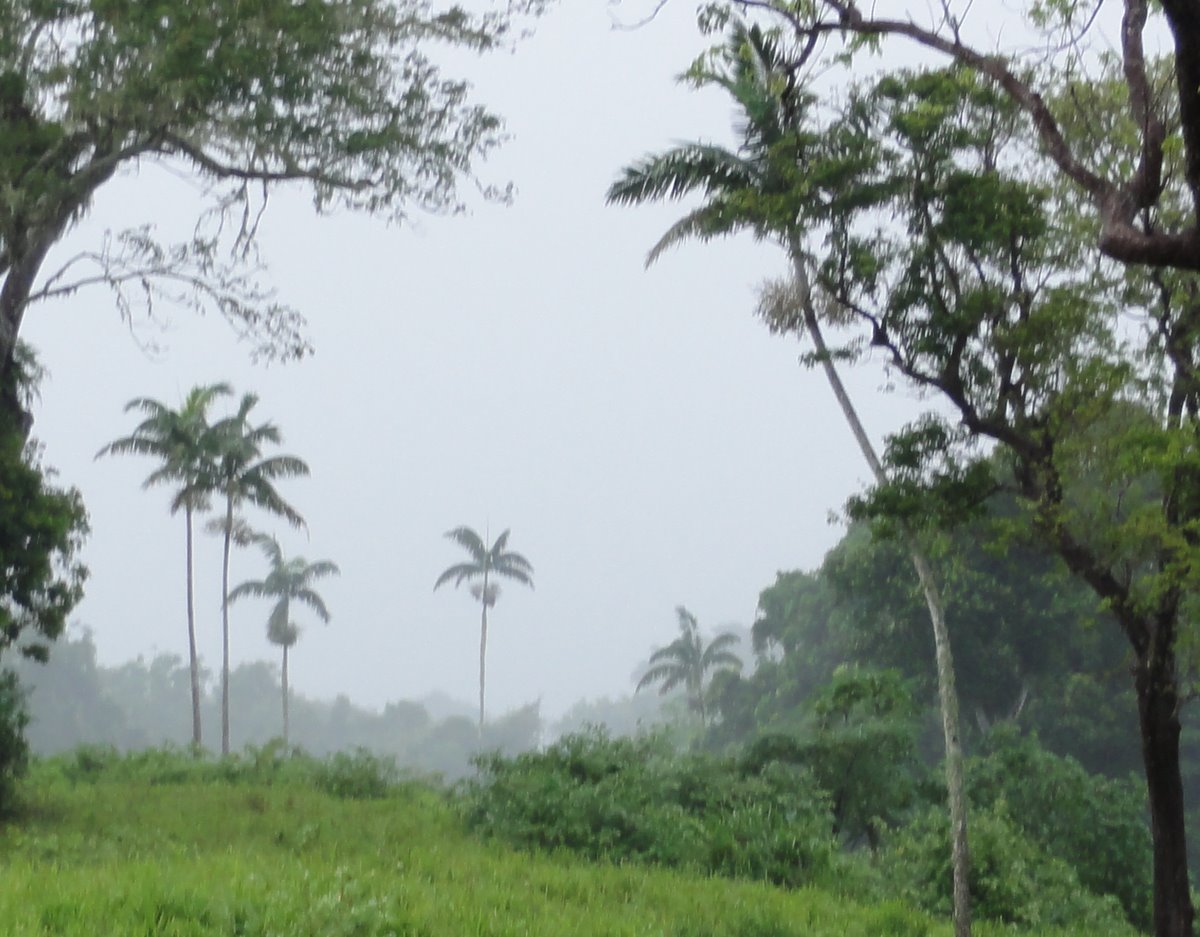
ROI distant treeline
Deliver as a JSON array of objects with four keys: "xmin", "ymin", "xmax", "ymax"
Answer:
[{"xmin": 5, "ymin": 631, "xmax": 567, "ymax": 780}]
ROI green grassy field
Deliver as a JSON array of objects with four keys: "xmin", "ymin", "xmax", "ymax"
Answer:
[{"xmin": 0, "ymin": 759, "xmax": 1131, "ymax": 937}]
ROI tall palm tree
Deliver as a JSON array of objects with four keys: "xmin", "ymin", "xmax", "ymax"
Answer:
[
  {"xmin": 608, "ymin": 23, "xmax": 973, "ymax": 936},
  {"xmin": 434, "ymin": 526, "xmax": 534, "ymax": 732},
  {"xmin": 96, "ymin": 382, "xmax": 231, "ymax": 747},
  {"xmin": 199, "ymin": 393, "xmax": 308, "ymax": 755},
  {"xmin": 635, "ymin": 606, "xmax": 742, "ymax": 727},
  {"xmin": 228, "ymin": 536, "xmax": 338, "ymax": 746}
]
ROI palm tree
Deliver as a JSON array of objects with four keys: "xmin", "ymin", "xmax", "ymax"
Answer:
[
  {"xmin": 228, "ymin": 536, "xmax": 338, "ymax": 746},
  {"xmin": 635, "ymin": 606, "xmax": 742, "ymax": 727},
  {"xmin": 608, "ymin": 23, "xmax": 973, "ymax": 936},
  {"xmin": 198, "ymin": 393, "xmax": 308, "ymax": 755},
  {"xmin": 434, "ymin": 526, "xmax": 534, "ymax": 732},
  {"xmin": 96, "ymin": 382, "xmax": 231, "ymax": 747}
]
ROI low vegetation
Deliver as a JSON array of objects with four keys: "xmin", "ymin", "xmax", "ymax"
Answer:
[{"xmin": 0, "ymin": 747, "xmax": 1134, "ymax": 937}]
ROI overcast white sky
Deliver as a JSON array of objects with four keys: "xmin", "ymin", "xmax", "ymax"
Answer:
[{"xmin": 21, "ymin": 1, "xmax": 930, "ymax": 720}]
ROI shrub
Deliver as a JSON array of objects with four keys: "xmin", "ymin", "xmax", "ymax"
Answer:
[
  {"xmin": 882, "ymin": 801, "xmax": 1131, "ymax": 933},
  {"xmin": 461, "ymin": 728, "xmax": 838, "ymax": 887},
  {"xmin": 969, "ymin": 726, "xmax": 1151, "ymax": 928}
]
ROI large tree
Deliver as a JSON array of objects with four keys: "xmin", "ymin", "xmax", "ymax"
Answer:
[
  {"xmin": 652, "ymin": 9, "xmax": 1200, "ymax": 928},
  {"xmin": 228, "ymin": 536, "xmax": 339, "ymax": 747},
  {"xmin": 635, "ymin": 605, "xmax": 742, "ymax": 728},
  {"xmin": 0, "ymin": 0, "xmax": 548, "ymax": 431},
  {"xmin": 608, "ymin": 24, "xmax": 974, "ymax": 935},
  {"xmin": 201, "ymin": 392, "xmax": 307, "ymax": 756},
  {"xmin": 434, "ymin": 526, "xmax": 533, "ymax": 732},
  {"xmin": 96, "ymin": 382, "xmax": 231, "ymax": 747}
]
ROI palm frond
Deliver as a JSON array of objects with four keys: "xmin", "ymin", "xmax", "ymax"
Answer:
[
  {"xmin": 294, "ymin": 588, "xmax": 332, "ymax": 622},
  {"xmin": 645, "ymin": 203, "xmax": 748, "ymax": 267},
  {"xmin": 434, "ymin": 562, "xmax": 480, "ymax": 591},
  {"xmin": 445, "ymin": 526, "xmax": 487, "ymax": 560},
  {"xmin": 636, "ymin": 662, "xmax": 686, "ymax": 694},
  {"xmin": 227, "ymin": 579, "xmax": 271, "ymax": 603},
  {"xmin": 607, "ymin": 144, "xmax": 754, "ymax": 207}
]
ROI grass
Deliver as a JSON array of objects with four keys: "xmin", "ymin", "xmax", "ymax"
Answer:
[{"xmin": 0, "ymin": 756, "xmax": 1132, "ymax": 937}]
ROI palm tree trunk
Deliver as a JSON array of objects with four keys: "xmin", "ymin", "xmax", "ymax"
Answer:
[
  {"xmin": 478, "ymin": 569, "xmax": 489, "ymax": 737},
  {"xmin": 221, "ymin": 496, "xmax": 234, "ymax": 757},
  {"xmin": 790, "ymin": 241, "xmax": 972, "ymax": 937},
  {"xmin": 282, "ymin": 643, "xmax": 290, "ymax": 748},
  {"xmin": 184, "ymin": 504, "xmax": 202, "ymax": 748}
]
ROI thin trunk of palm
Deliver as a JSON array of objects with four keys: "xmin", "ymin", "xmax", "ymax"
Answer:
[
  {"xmin": 790, "ymin": 242, "xmax": 972, "ymax": 937},
  {"xmin": 220, "ymin": 495, "xmax": 234, "ymax": 757},
  {"xmin": 281, "ymin": 643, "xmax": 290, "ymax": 748},
  {"xmin": 184, "ymin": 504, "xmax": 202, "ymax": 748},
  {"xmin": 478, "ymin": 568, "xmax": 489, "ymax": 736}
]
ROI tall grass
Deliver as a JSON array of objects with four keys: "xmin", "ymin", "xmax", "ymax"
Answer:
[{"xmin": 0, "ymin": 748, "xmax": 1133, "ymax": 937}]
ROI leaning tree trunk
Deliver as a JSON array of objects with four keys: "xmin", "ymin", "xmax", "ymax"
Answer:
[
  {"xmin": 281, "ymin": 643, "xmax": 290, "ymax": 748},
  {"xmin": 790, "ymin": 243, "xmax": 972, "ymax": 937},
  {"xmin": 220, "ymin": 496, "xmax": 234, "ymax": 757},
  {"xmin": 184, "ymin": 505, "xmax": 203, "ymax": 747}
]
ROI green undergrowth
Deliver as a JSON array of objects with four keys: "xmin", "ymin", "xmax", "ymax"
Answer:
[{"xmin": 0, "ymin": 749, "xmax": 1134, "ymax": 937}]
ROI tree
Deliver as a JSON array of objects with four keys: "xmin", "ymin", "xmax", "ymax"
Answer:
[
  {"xmin": 635, "ymin": 605, "xmax": 742, "ymax": 727},
  {"xmin": 95, "ymin": 382, "xmax": 231, "ymax": 747},
  {"xmin": 608, "ymin": 24, "xmax": 973, "ymax": 936},
  {"xmin": 199, "ymin": 393, "xmax": 307, "ymax": 756},
  {"xmin": 0, "ymin": 0, "xmax": 549, "ymax": 435},
  {"xmin": 228, "ymin": 536, "xmax": 339, "ymax": 746},
  {"xmin": 434, "ymin": 526, "xmax": 534, "ymax": 732}
]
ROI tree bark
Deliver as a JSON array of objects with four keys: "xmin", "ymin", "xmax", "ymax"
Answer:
[
  {"xmin": 790, "ymin": 242, "xmax": 972, "ymax": 937},
  {"xmin": 1136, "ymin": 636, "xmax": 1195, "ymax": 937},
  {"xmin": 221, "ymin": 496, "xmax": 233, "ymax": 757},
  {"xmin": 185, "ymin": 504, "xmax": 202, "ymax": 747}
]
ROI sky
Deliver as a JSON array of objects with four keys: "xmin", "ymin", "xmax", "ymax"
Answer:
[{"xmin": 20, "ymin": 0, "xmax": 931, "ymax": 721}]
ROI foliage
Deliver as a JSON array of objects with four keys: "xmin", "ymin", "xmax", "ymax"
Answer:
[
  {"xmin": 967, "ymin": 727, "xmax": 1152, "ymax": 929},
  {"xmin": 0, "ymin": 347, "xmax": 87, "ymax": 666},
  {"xmin": 0, "ymin": 756, "xmax": 1039, "ymax": 937},
  {"xmin": 882, "ymin": 802, "xmax": 1129, "ymax": 934},
  {"xmin": 0, "ymin": 0, "xmax": 551, "ymax": 385},
  {"xmin": 0, "ymin": 671, "xmax": 28, "ymax": 811},
  {"xmin": 461, "ymin": 728, "xmax": 838, "ymax": 889}
]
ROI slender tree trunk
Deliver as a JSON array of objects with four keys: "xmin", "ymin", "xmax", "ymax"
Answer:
[
  {"xmin": 1135, "ymin": 637, "xmax": 1195, "ymax": 937},
  {"xmin": 478, "ymin": 568, "xmax": 489, "ymax": 737},
  {"xmin": 790, "ymin": 243, "xmax": 972, "ymax": 937},
  {"xmin": 282, "ymin": 644, "xmax": 290, "ymax": 748},
  {"xmin": 184, "ymin": 504, "xmax": 203, "ymax": 748},
  {"xmin": 221, "ymin": 496, "xmax": 233, "ymax": 757}
]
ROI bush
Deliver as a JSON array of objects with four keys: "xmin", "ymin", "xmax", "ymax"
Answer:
[
  {"xmin": 969, "ymin": 726, "xmax": 1151, "ymax": 928},
  {"xmin": 882, "ymin": 801, "xmax": 1131, "ymax": 933},
  {"xmin": 460, "ymin": 728, "xmax": 838, "ymax": 887}
]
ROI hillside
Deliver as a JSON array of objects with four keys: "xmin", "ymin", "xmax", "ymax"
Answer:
[{"xmin": 0, "ymin": 751, "xmax": 1131, "ymax": 937}]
